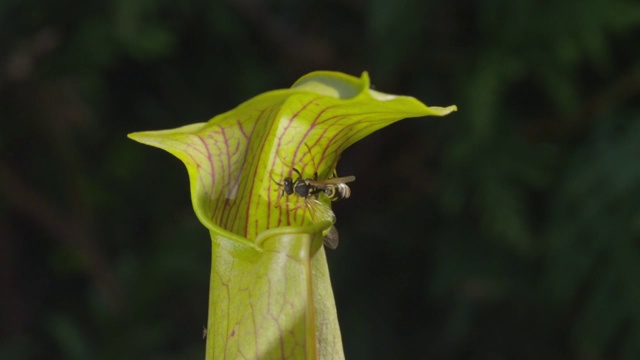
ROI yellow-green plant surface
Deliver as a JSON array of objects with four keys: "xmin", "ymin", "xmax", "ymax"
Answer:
[{"xmin": 129, "ymin": 71, "xmax": 456, "ymax": 359}]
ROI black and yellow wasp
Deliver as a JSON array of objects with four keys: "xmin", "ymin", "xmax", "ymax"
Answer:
[
  {"xmin": 275, "ymin": 168, "xmax": 355, "ymax": 202},
  {"xmin": 273, "ymin": 166, "xmax": 355, "ymax": 249}
]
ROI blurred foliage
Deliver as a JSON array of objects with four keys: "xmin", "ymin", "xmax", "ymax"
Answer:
[{"xmin": 1, "ymin": 0, "xmax": 640, "ymax": 359}]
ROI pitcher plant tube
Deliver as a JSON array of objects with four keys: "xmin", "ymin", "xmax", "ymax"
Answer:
[{"xmin": 128, "ymin": 71, "xmax": 457, "ymax": 359}]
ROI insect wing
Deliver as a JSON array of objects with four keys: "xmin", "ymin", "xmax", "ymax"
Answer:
[
  {"xmin": 323, "ymin": 226, "xmax": 340, "ymax": 250},
  {"xmin": 307, "ymin": 175, "xmax": 356, "ymax": 186},
  {"xmin": 305, "ymin": 198, "xmax": 336, "ymax": 224},
  {"xmin": 304, "ymin": 199, "xmax": 340, "ymax": 249}
]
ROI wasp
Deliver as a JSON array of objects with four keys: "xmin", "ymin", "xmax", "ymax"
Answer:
[
  {"xmin": 273, "ymin": 168, "xmax": 355, "ymax": 249},
  {"xmin": 275, "ymin": 168, "xmax": 355, "ymax": 202}
]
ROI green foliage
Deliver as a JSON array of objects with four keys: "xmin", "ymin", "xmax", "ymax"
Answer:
[{"xmin": 545, "ymin": 118, "xmax": 640, "ymax": 358}]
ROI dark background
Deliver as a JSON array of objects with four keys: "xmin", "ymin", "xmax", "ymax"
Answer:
[{"xmin": 2, "ymin": 0, "xmax": 640, "ymax": 359}]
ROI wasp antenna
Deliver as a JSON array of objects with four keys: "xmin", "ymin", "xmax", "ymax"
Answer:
[
  {"xmin": 270, "ymin": 172, "xmax": 282, "ymax": 185},
  {"xmin": 269, "ymin": 173, "xmax": 286, "ymax": 200},
  {"xmin": 277, "ymin": 147, "xmax": 309, "ymax": 173}
]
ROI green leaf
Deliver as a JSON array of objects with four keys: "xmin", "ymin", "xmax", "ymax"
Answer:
[
  {"xmin": 204, "ymin": 223, "xmax": 340, "ymax": 359},
  {"xmin": 129, "ymin": 71, "xmax": 456, "ymax": 359}
]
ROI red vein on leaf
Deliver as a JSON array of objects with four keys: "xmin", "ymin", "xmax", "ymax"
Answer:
[
  {"xmin": 181, "ymin": 142, "xmax": 209, "ymax": 202},
  {"xmin": 243, "ymin": 107, "xmax": 282, "ymax": 238},
  {"xmin": 228, "ymin": 110, "xmax": 267, "ymax": 236},
  {"xmin": 182, "ymin": 139, "xmax": 219, "ymax": 216},
  {"xmin": 193, "ymin": 134, "xmax": 218, "ymax": 219},
  {"xmin": 317, "ymin": 122, "xmax": 356, "ymax": 168},
  {"xmin": 180, "ymin": 134, "xmax": 208, "ymax": 157},
  {"xmin": 304, "ymin": 114, "xmax": 345, "ymax": 137},
  {"xmin": 265, "ymin": 275, "xmax": 286, "ymax": 359},
  {"xmin": 209, "ymin": 132, "xmax": 227, "ymax": 176},
  {"xmin": 276, "ymin": 98, "xmax": 322, "ymax": 227},
  {"xmin": 256, "ymin": 99, "xmax": 316, "ymax": 236},
  {"xmin": 310, "ymin": 113, "xmax": 347, "ymax": 136},
  {"xmin": 181, "ymin": 136, "xmax": 211, "ymax": 183},
  {"xmin": 301, "ymin": 109, "xmax": 348, "ymax": 179},
  {"xmin": 248, "ymin": 289, "xmax": 259, "ymax": 357},
  {"xmin": 217, "ymin": 259, "xmax": 234, "ymax": 359},
  {"xmin": 231, "ymin": 115, "xmax": 261, "ymax": 229},
  {"xmin": 208, "ymin": 132, "xmax": 230, "ymax": 224},
  {"xmin": 285, "ymin": 102, "xmax": 332, "ymax": 226},
  {"xmin": 237, "ymin": 118, "xmax": 250, "ymax": 140},
  {"xmin": 220, "ymin": 127, "xmax": 233, "ymax": 199},
  {"xmin": 216, "ymin": 130, "xmax": 236, "ymax": 231},
  {"xmin": 304, "ymin": 114, "xmax": 349, "ymax": 175},
  {"xmin": 282, "ymin": 97, "xmax": 328, "ymax": 225},
  {"xmin": 334, "ymin": 122, "xmax": 381, "ymax": 160},
  {"xmin": 321, "ymin": 115, "xmax": 374, "ymax": 160},
  {"xmin": 221, "ymin": 141, "xmax": 244, "ymax": 232},
  {"xmin": 217, "ymin": 133, "xmax": 242, "ymax": 231},
  {"xmin": 289, "ymin": 102, "xmax": 330, "ymax": 177}
]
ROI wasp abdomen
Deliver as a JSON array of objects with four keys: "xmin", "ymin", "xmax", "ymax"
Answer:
[{"xmin": 324, "ymin": 183, "xmax": 351, "ymax": 201}]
